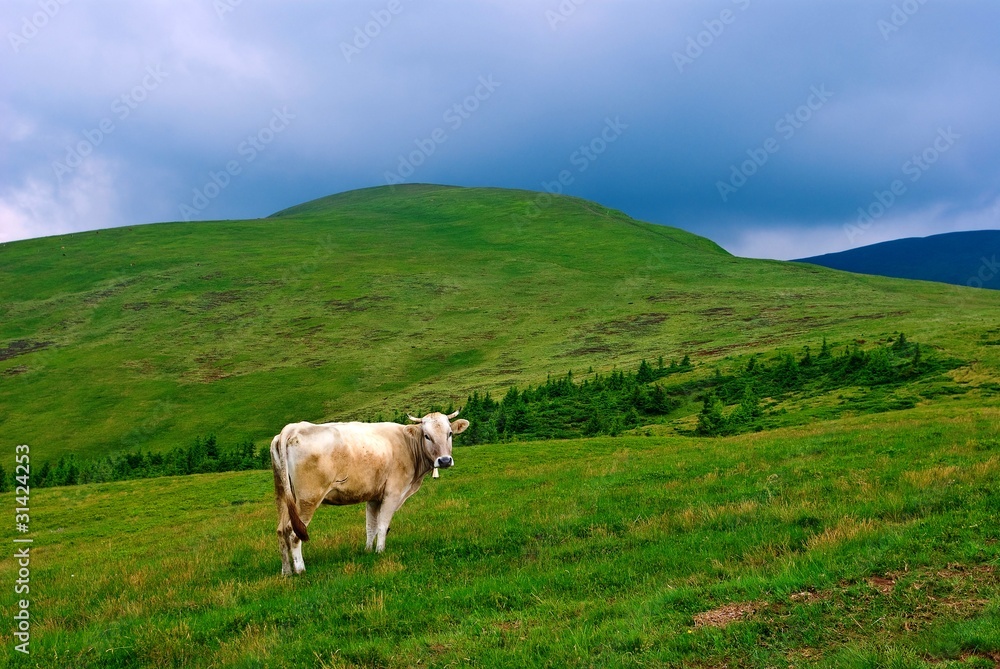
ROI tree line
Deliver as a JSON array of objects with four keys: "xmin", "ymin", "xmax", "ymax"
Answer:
[
  {"xmin": 452, "ymin": 356, "xmax": 692, "ymax": 443},
  {"xmin": 1, "ymin": 335, "xmax": 953, "ymax": 491},
  {"xmin": 2, "ymin": 356, "xmax": 695, "ymax": 491},
  {"xmin": 696, "ymin": 334, "xmax": 947, "ymax": 435},
  {"xmin": 0, "ymin": 436, "xmax": 267, "ymax": 492}
]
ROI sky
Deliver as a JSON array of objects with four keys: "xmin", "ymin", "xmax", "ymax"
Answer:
[{"xmin": 2, "ymin": 1, "xmax": 999, "ymax": 259}]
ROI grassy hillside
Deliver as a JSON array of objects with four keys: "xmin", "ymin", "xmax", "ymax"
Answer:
[
  {"xmin": 4, "ymin": 184, "xmax": 1000, "ymax": 667},
  {"xmin": 4, "ymin": 405, "xmax": 998, "ymax": 668},
  {"xmin": 2, "ymin": 184, "xmax": 1000, "ymax": 461}
]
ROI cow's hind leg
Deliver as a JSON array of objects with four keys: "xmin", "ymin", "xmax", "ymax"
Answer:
[
  {"xmin": 290, "ymin": 534, "xmax": 304, "ymax": 574},
  {"xmin": 276, "ymin": 521, "xmax": 294, "ymax": 576},
  {"xmin": 365, "ymin": 501, "xmax": 381, "ymax": 551},
  {"xmin": 272, "ymin": 436, "xmax": 296, "ymax": 576},
  {"xmin": 290, "ymin": 498, "xmax": 321, "ymax": 574},
  {"xmin": 276, "ymin": 503, "xmax": 308, "ymax": 576}
]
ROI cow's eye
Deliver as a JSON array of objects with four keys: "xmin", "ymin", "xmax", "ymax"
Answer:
[
  {"xmin": 448, "ymin": 432, "xmax": 453, "ymax": 438},
  {"xmin": 426, "ymin": 434, "xmax": 434, "ymax": 443}
]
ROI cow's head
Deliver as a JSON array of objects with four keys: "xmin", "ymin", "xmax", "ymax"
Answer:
[{"xmin": 408, "ymin": 410, "xmax": 469, "ymax": 470}]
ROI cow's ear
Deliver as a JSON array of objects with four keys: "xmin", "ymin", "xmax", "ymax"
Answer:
[{"xmin": 451, "ymin": 419, "xmax": 470, "ymax": 434}]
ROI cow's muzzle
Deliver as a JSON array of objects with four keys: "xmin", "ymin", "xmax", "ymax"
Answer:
[{"xmin": 435, "ymin": 455, "xmax": 453, "ymax": 469}]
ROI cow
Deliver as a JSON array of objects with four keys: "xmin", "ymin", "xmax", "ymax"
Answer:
[{"xmin": 270, "ymin": 410, "xmax": 469, "ymax": 575}]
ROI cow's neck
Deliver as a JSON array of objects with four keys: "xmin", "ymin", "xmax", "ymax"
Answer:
[{"xmin": 404, "ymin": 424, "xmax": 434, "ymax": 480}]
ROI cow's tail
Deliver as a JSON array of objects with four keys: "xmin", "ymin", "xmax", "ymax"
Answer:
[{"xmin": 270, "ymin": 430, "xmax": 310, "ymax": 542}]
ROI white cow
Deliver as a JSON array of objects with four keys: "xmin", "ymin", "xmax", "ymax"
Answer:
[{"xmin": 270, "ymin": 410, "xmax": 469, "ymax": 575}]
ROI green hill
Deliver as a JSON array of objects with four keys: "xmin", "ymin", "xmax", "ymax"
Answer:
[
  {"xmin": 1, "ymin": 184, "xmax": 999, "ymax": 461},
  {"xmin": 3, "ymin": 184, "xmax": 1000, "ymax": 667}
]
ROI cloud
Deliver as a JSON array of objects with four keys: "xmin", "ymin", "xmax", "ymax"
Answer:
[
  {"xmin": 0, "ymin": 158, "xmax": 120, "ymax": 243},
  {"xmin": 2, "ymin": 0, "xmax": 999, "ymax": 253},
  {"xmin": 723, "ymin": 199, "xmax": 1000, "ymax": 260}
]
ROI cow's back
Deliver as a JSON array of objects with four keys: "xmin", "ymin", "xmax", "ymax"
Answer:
[{"xmin": 285, "ymin": 421, "xmax": 412, "ymax": 505}]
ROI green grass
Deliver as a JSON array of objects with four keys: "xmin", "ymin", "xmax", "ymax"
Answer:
[
  {"xmin": 3, "ymin": 184, "xmax": 1000, "ymax": 667},
  {"xmin": 3, "ymin": 404, "xmax": 998, "ymax": 668},
  {"xmin": 2, "ymin": 184, "xmax": 1000, "ymax": 460}
]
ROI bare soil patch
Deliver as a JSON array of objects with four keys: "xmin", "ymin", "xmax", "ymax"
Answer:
[
  {"xmin": 693, "ymin": 601, "xmax": 765, "ymax": 628},
  {"xmin": 0, "ymin": 339, "xmax": 52, "ymax": 361}
]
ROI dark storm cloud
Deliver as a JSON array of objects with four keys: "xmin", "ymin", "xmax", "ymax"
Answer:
[{"xmin": 2, "ymin": 0, "xmax": 998, "ymax": 257}]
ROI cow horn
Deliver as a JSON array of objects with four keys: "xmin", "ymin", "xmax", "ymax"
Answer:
[
  {"xmin": 407, "ymin": 414, "xmax": 422, "ymax": 423},
  {"xmin": 447, "ymin": 409, "xmax": 460, "ymax": 419}
]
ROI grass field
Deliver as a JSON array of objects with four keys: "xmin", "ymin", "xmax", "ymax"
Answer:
[
  {"xmin": 2, "ymin": 184, "xmax": 1000, "ymax": 667},
  {"xmin": 3, "ymin": 404, "xmax": 998, "ymax": 668},
  {"xmin": 2, "ymin": 184, "xmax": 1000, "ymax": 460}
]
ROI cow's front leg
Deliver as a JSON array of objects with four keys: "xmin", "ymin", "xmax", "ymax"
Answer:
[
  {"xmin": 374, "ymin": 498, "xmax": 401, "ymax": 553},
  {"xmin": 365, "ymin": 501, "xmax": 381, "ymax": 552}
]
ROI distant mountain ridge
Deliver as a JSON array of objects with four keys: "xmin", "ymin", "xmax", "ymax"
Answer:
[{"xmin": 794, "ymin": 230, "xmax": 1000, "ymax": 290}]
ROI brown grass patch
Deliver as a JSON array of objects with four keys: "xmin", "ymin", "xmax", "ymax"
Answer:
[
  {"xmin": 866, "ymin": 575, "xmax": 896, "ymax": 595},
  {"xmin": 671, "ymin": 500, "xmax": 762, "ymax": 533},
  {"xmin": 806, "ymin": 517, "xmax": 876, "ymax": 551},
  {"xmin": 590, "ymin": 312, "xmax": 669, "ymax": 335},
  {"xmin": 904, "ymin": 465, "xmax": 960, "ymax": 487},
  {"xmin": 693, "ymin": 601, "xmax": 765, "ymax": 628},
  {"xmin": 495, "ymin": 620, "xmax": 523, "ymax": 633},
  {"xmin": 373, "ymin": 558, "xmax": 404, "ymax": 576},
  {"xmin": 558, "ymin": 343, "xmax": 614, "ymax": 357},
  {"xmin": 788, "ymin": 590, "xmax": 827, "ymax": 604},
  {"xmin": 700, "ymin": 307, "xmax": 736, "ymax": 317},
  {"xmin": 215, "ymin": 622, "xmax": 280, "ymax": 665},
  {"xmin": 324, "ymin": 295, "xmax": 390, "ymax": 312},
  {"xmin": 0, "ymin": 339, "xmax": 52, "ymax": 361}
]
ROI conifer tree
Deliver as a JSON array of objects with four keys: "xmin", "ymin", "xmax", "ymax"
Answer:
[
  {"xmin": 819, "ymin": 336, "xmax": 831, "ymax": 359},
  {"xmin": 697, "ymin": 392, "xmax": 726, "ymax": 436}
]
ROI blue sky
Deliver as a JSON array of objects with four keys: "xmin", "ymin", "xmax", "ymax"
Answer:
[{"xmin": 2, "ymin": 0, "xmax": 998, "ymax": 258}]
